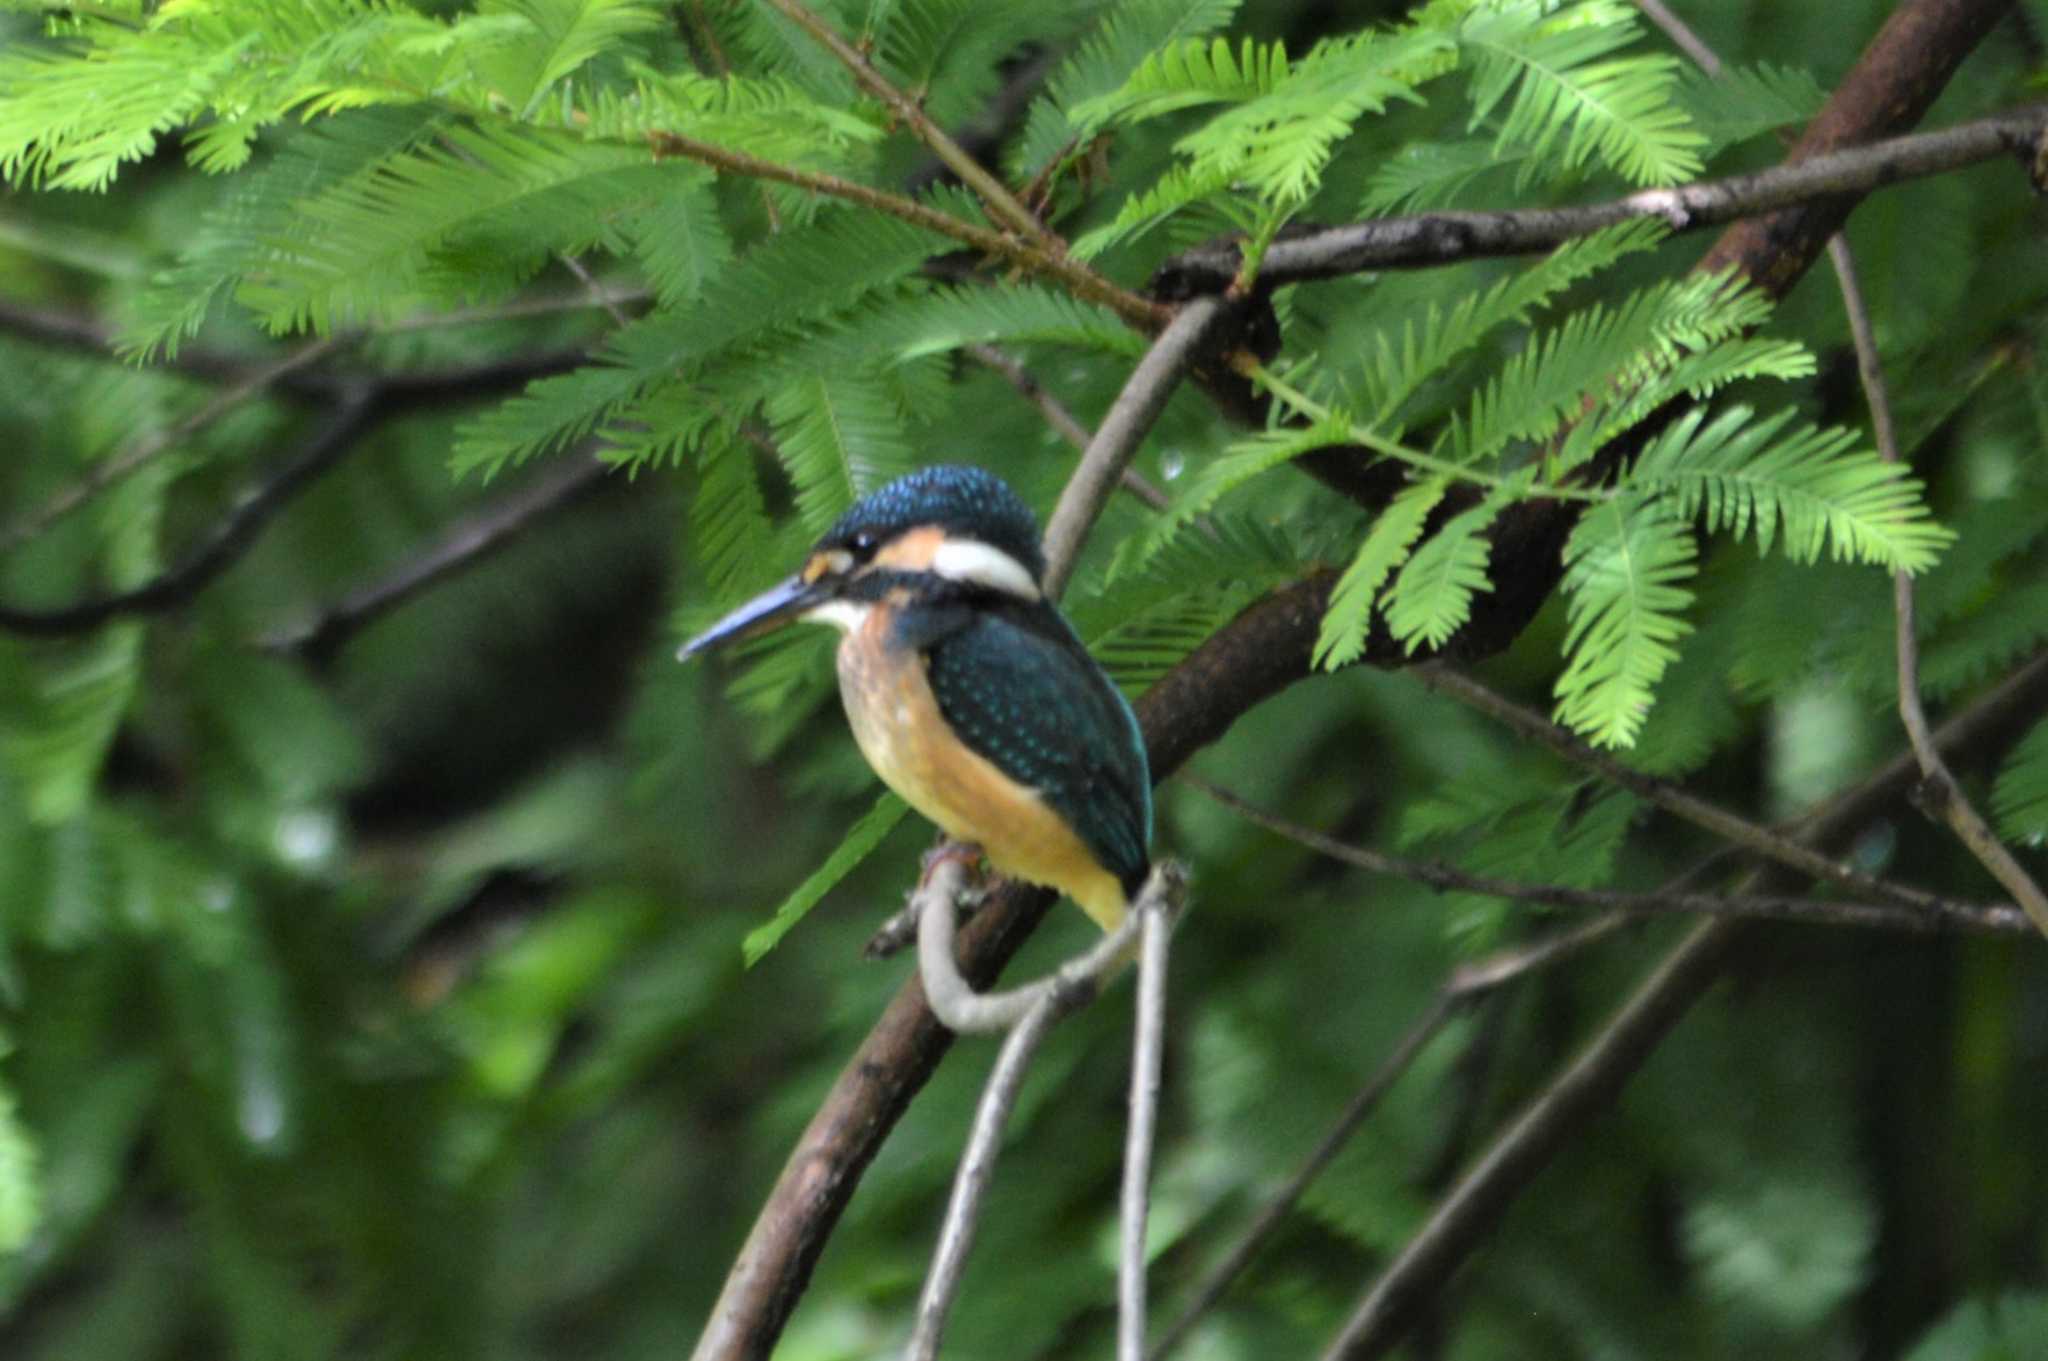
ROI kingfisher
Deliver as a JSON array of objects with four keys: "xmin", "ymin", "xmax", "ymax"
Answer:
[{"xmin": 678, "ymin": 464, "xmax": 1152, "ymax": 932}]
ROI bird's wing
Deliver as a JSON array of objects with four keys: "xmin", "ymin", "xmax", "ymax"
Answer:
[{"xmin": 917, "ymin": 605, "xmax": 1153, "ymax": 896}]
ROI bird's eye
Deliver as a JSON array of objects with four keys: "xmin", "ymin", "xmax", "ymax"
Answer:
[{"xmin": 851, "ymin": 531, "xmax": 879, "ymax": 558}]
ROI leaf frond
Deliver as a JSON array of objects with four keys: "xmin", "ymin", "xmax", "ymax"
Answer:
[
  {"xmin": 1553, "ymin": 494, "xmax": 1698, "ymax": 747},
  {"xmin": 1460, "ymin": 1, "xmax": 1705, "ymax": 187},
  {"xmin": 1632, "ymin": 405, "xmax": 1954, "ymax": 573}
]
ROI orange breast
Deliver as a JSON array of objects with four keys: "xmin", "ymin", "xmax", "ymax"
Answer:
[{"xmin": 836, "ymin": 607, "xmax": 1127, "ymax": 930}]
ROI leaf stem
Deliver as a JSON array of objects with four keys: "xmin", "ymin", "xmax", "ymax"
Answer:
[{"xmin": 1243, "ymin": 362, "xmax": 1604, "ymax": 502}]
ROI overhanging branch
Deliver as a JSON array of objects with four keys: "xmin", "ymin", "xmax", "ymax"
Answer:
[{"xmin": 1154, "ymin": 107, "xmax": 2047, "ymax": 296}]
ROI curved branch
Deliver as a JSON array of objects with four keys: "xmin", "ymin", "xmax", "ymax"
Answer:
[
  {"xmin": 0, "ymin": 390, "xmax": 383, "ymax": 637},
  {"xmin": 265, "ymin": 453, "xmax": 613, "ymax": 661}
]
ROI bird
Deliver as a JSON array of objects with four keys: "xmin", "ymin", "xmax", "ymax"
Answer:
[{"xmin": 678, "ymin": 464, "xmax": 1152, "ymax": 932}]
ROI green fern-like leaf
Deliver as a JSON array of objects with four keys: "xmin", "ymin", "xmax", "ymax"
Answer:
[
  {"xmin": 765, "ymin": 370, "xmax": 917, "ymax": 534},
  {"xmin": 1314, "ymin": 475, "xmax": 1448, "ymax": 668},
  {"xmin": 873, "ymin": 0, "xmax": 1073, "ymax": 129},
  {"xmin": 741, "ymin": 792, "xmax": 908, "ymax": 964},
  {"xmin": 1554, "ymin": 495, "xmax": 1698, "ymax": 747},
  {"xmin": 623, "ymin": 166, "xmax": 730, "ymax": 306},
  {"xmin": 1073, "ymin": 513, "xmax": 1309, "ymax": 692},
  {"xmin": 1381, "ymin": 484, "xmax": 1514, "ymax": 653},
  {"xmin": 1071, "ymin": 34, "xmax": 1287, "ymax": 129},
  {"xmin": 687, "ymin": 438, "xmax": 776, "ymax": 596},
  {"xmin": 239, "ymin": 123, "xmax": 682, "ymax": 332},
  {"xmin": 879, "ymin": 284, "xmax": 1145, "ymax": 361},
  {"xmin": 1459, "ymin": 2, "xmax": 1704, "ymax": 187},
  {"xmin": 1448, "ymin": 271, "xmax": 1774, "ymax": 468},
  {"xmin": 1991, "ymin": 717, "xmax": 2048, "ymax": 846},
  {"xmin": 480, "ymin": 0, "xmax": 666, "ymax": 116},
  {"xmin": 1671, "ymin": 61, "xmax": 1826, "ymax": 152},
  {"xmin": 1352, "ymin": 217, "xmax": 1668, "ymax": 425},
  {"xmin": 1010, "ymin": 0, "xmax": 1241, "ymax": 179},
  {"xmin": 1072, "ymin": 26, "xmax": 1449, "ymax": 255},
  {"xmin": 1357, "ymin": 136, "xmax": 1538, "ymax": 216},
  {"xmin": 1632, "ymin": 406, "xmax": 1954, "ymax": 573},
  {"xmin": 120, "ymin": 108, "xmax": 443, "ymax": 357},
  {"xmin": 0, "ymin": 16, "xmax": 245, "ymax": 189},
  {"xmin": 453, "ymin": 206, "xmax": 951, "ymax": 477}
]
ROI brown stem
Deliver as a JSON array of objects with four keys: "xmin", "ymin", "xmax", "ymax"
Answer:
[{"xmin": 644, "ymin": 129, "xmax": 1166, "ymax": 330}]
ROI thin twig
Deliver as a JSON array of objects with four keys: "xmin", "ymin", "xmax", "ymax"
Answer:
[
  {"xmin": 1150, "ymin": 904, "xmax": 1653, "ymax": 1361},
  {"xmin": 916, "ymin": 857, "xmax": 1149, "ymax": 1034},
  {"xmin": 264, "ymin": 453, "xmax": 612, "ymax": 660},
  {"xmin": 907, "ymin": 859, "xmax": 1185, "ymax": 1357},
  {"xmin": 1631, "ymin": 0, "xmax": 1722, "ymax": 75},
  {"xmin": 906, "ymin": 985, "xmax": 1064, "ymax": 1361},
  {"xmin": 1154, "ymin": 108, "xmax": 2048, "ymax": 293},
  {"xmin": 1828, "ymin": 235, "xmax": 2048, "ymax": 939},
  {"xmin": 1041, "ymin": 297, "xmax": 1228, "ymax": 600},
  {"xmin": 0, "ymin": 390, "xmax": 383, "ymax": 636},
  {"xmin": 1119, "ymin": 901, "xmax": 1173, "ymax": 1361},
  {"xmin": 760, "ymin": 0, "xmax": 1053, "ymax": 248},
  {"xmin": 0, "ymin": 336, "xmax": 344, "ymax": 552},
  {"xmin": 1148, "ymin": 993, "xmax": 1456, "ymax": 1361},
  {"xmin": 555, "ymin": 252, "xmax": 634, "ymax": 330},
  {"xmin": 1183, "ymin": 774, "xmax": 2031, "ymax": 935},
  {"xmin": 966, "ymin": 344, "xmax": 1171, "ymax": 511},
  {"xmin": 1411, "ymin": 665, "xmax": 1968, "ymax": 921}
]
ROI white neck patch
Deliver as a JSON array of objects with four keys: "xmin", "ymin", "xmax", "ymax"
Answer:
[
  {"xmin": 801, "ymin": 599, "xmax": 871, "ymax": 634},
  {"xmin": 929, "ymin": 538, "xmax": 1041, "ymax": 601}
]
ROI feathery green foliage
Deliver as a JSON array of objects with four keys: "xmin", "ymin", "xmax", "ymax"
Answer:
[
  {"xmin": 1457, "ymin": 1, "xmax": 1703, "ymax": 186},
  {"xmin": 1009, "ymin": 0, "xmax": 1242, "ymax": 180},
  {"xmin": 741, "ymin": 792, "xmax": 908, "ymax": 965},
  {"xmin": 1381, "ymin": 482, "xmax": 1517, "ymax": 654},
  {"xmin": 1553, "ymin": 495, "xmax": 1698, "ymax": 747},
  {"xmin": 1315, "ymin": 475, "xmax": 1448, "ymax": 669},
  {"xmin": 1633, "ymin": 406, "xmax": 1953, "ymax": 572},
  {"xmin": 1991, "ymin": 717, "xmax": 2048, "ymax": 846}
]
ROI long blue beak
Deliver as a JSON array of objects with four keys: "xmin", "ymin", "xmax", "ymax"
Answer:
[{"xmin": 677, "ymin": 575, "xmax": 825, "ymax": 660}]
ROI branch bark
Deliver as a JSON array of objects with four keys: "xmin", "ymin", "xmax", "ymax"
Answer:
[
  {"xmin": 0, "ymin": 390, "xmax": 382, "ymax": 636},
  {"xmin": 1153, "ymin": 107, "xmax": 2046, "ymax": 296}
]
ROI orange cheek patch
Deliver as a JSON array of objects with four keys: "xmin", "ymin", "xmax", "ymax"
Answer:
[{"xmin": 872, "ymin": 525, "xmax": 945, "ymax": 571}]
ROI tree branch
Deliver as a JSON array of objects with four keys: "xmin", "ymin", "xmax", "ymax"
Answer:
[
  {"xmin": 1041, "ymin": 296, "xmax": 1228, "ymax": 599},
  {"xmin": 759, "ymin": 0, "xmax": 1053, "ymax": 248},
  {"xmin": 1828, "ymin": 235, "xmax": 2048, "ymax": 938},
  {"xmin": 692, "ymin": 3, "xmax": 2028, "ymax": 1355},
  {"xmin": 1411, "ymin": 664, "xmax": 1972, "ymax": 921},
  {"xmin": 0, "ymin": 390, "xmax": 383, "ymax": 637},
  {"xmin": 966, "ymin": 345, "xmax": 1170, "ymax": 511},
  {"xmin": 1153, "ymin": 107, "xmax": 2046, "ymax": 296},
  {"xmin": 1323, "ymin": 659, "xmax": 2048, "ymax": 1361},
  {"xmin": 1185, "ymin": 774, "xmax": 2032, "ymax": 936},
  {"xmin": 263, "ymin": 452, "xmax": 614, "ymax": 662}
]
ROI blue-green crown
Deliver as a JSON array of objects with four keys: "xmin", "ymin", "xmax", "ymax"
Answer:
[{"xmin": 822, "ymin": 465, "xmax": 1046, "ymax": 583}]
